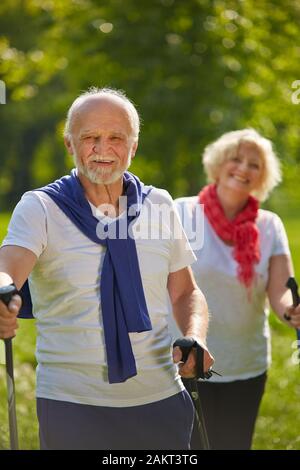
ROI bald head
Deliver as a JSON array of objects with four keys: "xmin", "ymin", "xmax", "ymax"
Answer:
[{"xmin": 64, "ymin": 88, "xmax": 140, "ymax": 143}]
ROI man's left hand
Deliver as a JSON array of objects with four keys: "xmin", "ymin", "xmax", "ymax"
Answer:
[{"xmin": 173, "ymin": 342, "xmax": 214, "ymax": 379}]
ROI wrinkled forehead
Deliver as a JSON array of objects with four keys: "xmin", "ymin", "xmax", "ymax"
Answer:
[{"xmin": 70, "ymin": 95, "xmax": 134, "ymax": 135}]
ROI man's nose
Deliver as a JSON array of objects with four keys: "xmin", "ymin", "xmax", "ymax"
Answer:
[{"xmin": 93, "ymin": 137, "xmax": 107, "ymax": 153}]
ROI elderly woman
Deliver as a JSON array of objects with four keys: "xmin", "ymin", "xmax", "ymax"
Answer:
[{"xmin": 172, "ymin": 129, "xmax": 300, "ymax": 450}]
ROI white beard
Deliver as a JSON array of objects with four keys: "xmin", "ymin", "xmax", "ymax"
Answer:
[{"xmin": 74, "ymin": 152, "xmax": 132, "ymax": 184}]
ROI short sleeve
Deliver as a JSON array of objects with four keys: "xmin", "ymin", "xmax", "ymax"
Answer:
[
  {"xmin": 168, "ymin": 202, "xmax": 196, "ymax": 273},
  {"xmin": 271, "ymin": 213, "xmax": 290, "ymax": 256},
  {"xmin": 1, "ymin": 192, "xmax": 47, "ymax": 258},
  {"xmin": 145, "ymin": 188, "xmax": 196, "ymax": 273}
]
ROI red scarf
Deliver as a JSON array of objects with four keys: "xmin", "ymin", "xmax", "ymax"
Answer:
[{"xmin": 199, "ymin": 184, "xmax": 260, "ymax": 287}]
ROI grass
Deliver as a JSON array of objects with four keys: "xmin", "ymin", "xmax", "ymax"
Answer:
[
  {"xmin": 0, "ymin": 212, "xmax": 299, "ymax": 449},
  {"xmin": 252, "ymin": 216, "xmax": 300, "ymax": 450}
]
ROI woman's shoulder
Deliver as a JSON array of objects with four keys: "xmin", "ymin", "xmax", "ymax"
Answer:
[
  {"xmin": 257, "ymin": 208, "xmax": 285, "ymax": 230},
  {"xmin": 258, "ymin": 208, "xmax": 283, "ymax": 221}
]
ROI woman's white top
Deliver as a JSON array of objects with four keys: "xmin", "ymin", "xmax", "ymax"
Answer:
[{"xmin": 169, "ymin": 196, "xmax": 290, "ymax": 382}]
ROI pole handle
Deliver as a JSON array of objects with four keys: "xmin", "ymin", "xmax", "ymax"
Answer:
[
  {"xmin": 173, "ymin": 336, "xmax": 221, "ymax": 379},
  {"xmin": 286, "ymin": 277, "xmax": 300, "ymax": 307}
]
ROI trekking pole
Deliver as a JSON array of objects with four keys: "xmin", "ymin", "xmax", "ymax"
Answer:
[
  {"xmin": 285, "ymin": 277, "xmax": 300, "ymax": 368},
  {"xmin": 184, "ymin": 376, "xmax": 210, "ymax": 450},
  {"xmin": 0, "ymin": 284, "xmax": 20, "ymax": 450},
  {"xmin": 173, "ymin": 337, "xmax": 221, "ymax": 450}
]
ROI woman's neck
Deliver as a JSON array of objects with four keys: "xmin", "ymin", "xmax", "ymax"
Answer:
[{"xmin": 216, "ymin": 185, "xmax": 249, "ymax": 221}]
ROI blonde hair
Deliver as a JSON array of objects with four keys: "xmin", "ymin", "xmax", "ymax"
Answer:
[
  {"xmin": 202, "ymin": 129, "xmax": 282, "ymax": 201},
  {"xmin": 64, "ymin": 87, "xmax": 140, "ymax": 142}
]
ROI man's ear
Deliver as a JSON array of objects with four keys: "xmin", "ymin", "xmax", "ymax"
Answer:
[
  {"xmin": 64, "ymin": 136, "xmax": 74, "ymax": 155},
  {"xmin": 131, "ymin": 141, "xmax": 138, "ymax": 159}
]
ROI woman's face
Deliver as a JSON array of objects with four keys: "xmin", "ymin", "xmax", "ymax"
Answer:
[{"xmin": 216, "ymin": 142, "xmax": 264, "ymax": 197}]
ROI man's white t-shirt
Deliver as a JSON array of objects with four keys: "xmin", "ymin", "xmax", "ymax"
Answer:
[
  {"xmin": 2, "ymin": 187, "xmax": 196, "ymax": 406},
  {"xmin": 169, "ymin": 196, "xmax": 290, "ymax": 382}
]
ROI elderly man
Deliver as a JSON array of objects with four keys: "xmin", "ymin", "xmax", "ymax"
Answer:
[{"xmin": 0, "ymin": 87, "xmax": 213, "ymax": 450}]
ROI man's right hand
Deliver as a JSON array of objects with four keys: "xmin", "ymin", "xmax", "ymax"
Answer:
[
  {"xmin": 0, "ymin": 295, "xmax": 22, "ymax": 339},
  {"xmin": 0, "ymin": 245, "xmax": 38, "ymax": 339}
]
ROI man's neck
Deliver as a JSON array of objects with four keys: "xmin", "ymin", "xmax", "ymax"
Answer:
[{"xmin": 78, "ymin": 173, "xmax": 124, "ymax": 212}]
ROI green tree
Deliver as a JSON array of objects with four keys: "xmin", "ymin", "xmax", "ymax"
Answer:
[{"xmin": 0, "ymin": 0, "xmax": 300, "ymax": 211}]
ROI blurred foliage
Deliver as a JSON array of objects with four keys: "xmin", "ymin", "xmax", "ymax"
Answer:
[
  {"xmin": 0, "ymin": 0, "xmax": 300, "ymax": 211},
  {"xmin": 253, "ymin": 309, "xmax": 300, "ymax": 450}
]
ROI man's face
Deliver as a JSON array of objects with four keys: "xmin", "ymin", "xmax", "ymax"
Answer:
[{"xmin": 65, "ymin": 97, "xmax": 137, "ymax": 185}]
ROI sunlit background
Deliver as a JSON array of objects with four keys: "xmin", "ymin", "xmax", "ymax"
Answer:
[{"xmin": 0, "ymin": 0, "xmax": 299, "ymax": 449}]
